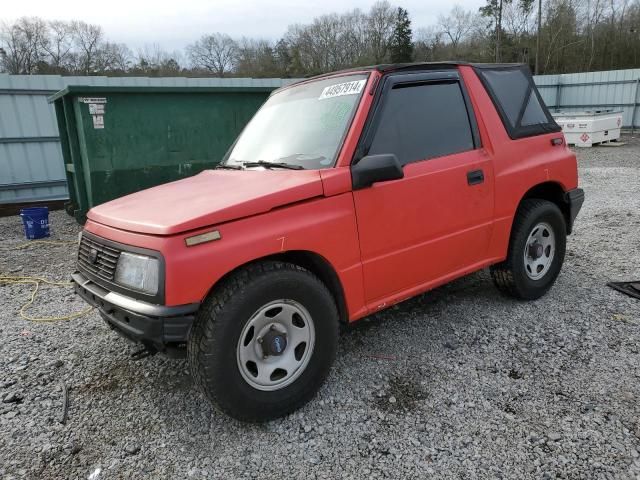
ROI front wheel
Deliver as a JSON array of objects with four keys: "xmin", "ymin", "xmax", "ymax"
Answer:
[
  {"xmin": 188, "ymin": 261, "xmax": 339, "ymax": 422},
  {"xmin": 491, "ymin": 199, "xmax": 567, "ymax": 300}
]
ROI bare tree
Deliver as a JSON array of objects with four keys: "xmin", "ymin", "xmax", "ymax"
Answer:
[
  {"xmin": 95, "ymin": 42, "xmax": 132, "ymax": 72},
  {"xmin": 286, "ymin": 15, "xmax": 343, "ymax": 73},
  {"xmin": 500, "ymin": 0, "xmax": 536, "ymax": 63},
  {"xmin": 20, "ymin": 17, "xmax": 47, "ymax": 73},
  {"xmin": 273, "ymin": 38, "xmax": 291, "ymax": 75},
  {"xmin": 283, "ymin": 3, "xmax": 395, "ymax": 73},
  {"xmin": 413, "ymin": 26, "xmax": 444, "ymax": 61},
  {"xmin": 438, "ymin": 5, "xmax": 477, "ymax": 56},
  {"xmin": 311, "ymin": 14, "xmax": 350, "ymax": 70},
  {"xmin": 342, "ymin": 9, "xmax": 369, "ymax": 63},
  {"xmin": 134, "ymin": 44, "xmax": 183, "ymax": 75},
  {"xmin": 187, "ymin": 33, "xmax": 237, "ymax": 77},
  {"xmin": 580, "ymin": 0, "xmax": 606, "ymax": 70},
  {"xmin": 502, "ymin": 0, "xmax": 536, "ymax": 38},
  {"xmin": 3, "ymin": 3, "xmax": 640, "ymax": 78},
  {"xmin": 0, "ymin": 17, "xmax": 47, "ymax": 74},
  {"xmin": 71, "ymin": 21, "xmax": 104, "ymax": 74},
  {"xmin": 235, "ymin": 37, "xmax": 279, "ymax": 77},
  {"xmin": 41, "ymin": 20, "xmax": 74, "ymax": 71},
  {"xmin": 0, "ymin": 21, "xmax": 27, "ymax": 73},
  {"xmin": 367, "ymin": 1, "xmax": 396, "ymax": 62}
]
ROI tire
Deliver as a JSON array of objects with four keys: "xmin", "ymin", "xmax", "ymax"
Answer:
[
  {"xmin": 188, "ymin": 261, "xmax": 339, "ymax": 422},
  {"xmin": 491, "ymin": 199, "xmax": 566, "ymax": 300}
]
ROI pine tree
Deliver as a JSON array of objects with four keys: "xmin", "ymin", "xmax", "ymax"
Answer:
[{"xmin": 390, "ymin": 7, "xmax": 414, "ymax": 63}]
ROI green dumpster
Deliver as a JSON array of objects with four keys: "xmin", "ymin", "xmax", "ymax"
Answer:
[{"xmin": 49, "ymin": 85, "xmax": 275, "ymax": 223}]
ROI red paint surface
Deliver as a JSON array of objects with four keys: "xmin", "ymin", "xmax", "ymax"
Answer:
[
  {"xmin": 85, "ymin": 66, "xmax": 579, "ymax": 320},
  {"xmin": 87, "ymin": 169, "xmax": 324, "ymax": 235}
]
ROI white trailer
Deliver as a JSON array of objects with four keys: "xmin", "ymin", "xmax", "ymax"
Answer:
[{"xmin": 551, "ymin": 110, "xmax": 623, "ymax": 147}]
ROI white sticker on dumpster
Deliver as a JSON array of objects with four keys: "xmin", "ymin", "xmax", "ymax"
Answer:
[
  {"xmin": 88, "ymin": 103, "xmax": 104, "ymax": 115},
  {"xmin": 318, "ymin": 79, "xmax": 366, "ymax": 100},
  {"xmin": 79, "ymin": 97, "xmax": 107, "ymax": 104},
  {"xmin": 92, "ymin": 115, "xmax": 104, "ymax": 129}
]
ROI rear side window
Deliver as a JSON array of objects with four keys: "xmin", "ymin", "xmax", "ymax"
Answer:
[
  {"xmin": 367, "ymin": 82, "xmax": 475, "ymax": 166},
  {"xmin": 476, "ymin": 65, "xmax": 560, "ymax": 139}
]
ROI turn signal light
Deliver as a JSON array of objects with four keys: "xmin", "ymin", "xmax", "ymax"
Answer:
[{"xmin": 185, "ymin": 230, "xmax": 221, "ymax": 247}]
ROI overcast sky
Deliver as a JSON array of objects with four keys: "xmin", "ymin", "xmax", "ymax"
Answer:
[{"xmin": 4, "ymin": 0, "xmax": 486, "ymax": 52}]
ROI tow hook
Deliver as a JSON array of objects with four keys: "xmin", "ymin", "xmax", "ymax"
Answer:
[{"xmin": 131, "ymin": 345, "xmax": 157, "ymax": 361}]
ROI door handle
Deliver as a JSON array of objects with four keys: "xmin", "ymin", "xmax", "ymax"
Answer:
[{"xmin": 467, "ymin": 169, "xmax": 484, "ymax": 186}]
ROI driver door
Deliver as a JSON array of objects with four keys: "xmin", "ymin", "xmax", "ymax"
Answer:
[{"xmin": 352, "ymin": 71, "xmax": 495, "ymax": 307}]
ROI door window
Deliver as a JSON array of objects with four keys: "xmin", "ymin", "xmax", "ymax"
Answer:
[{"xmin": 367, "ymin": 82, "xmax": 476, "ymax": 166}]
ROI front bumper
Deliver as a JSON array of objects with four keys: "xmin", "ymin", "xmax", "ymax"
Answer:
[
  {"xmin": 564, "ymin": 188, "xmax": 585, "ymax": 234},
  {"xmin": 72, "ymin": 272, "xmax": 199, "ymax": 352}
]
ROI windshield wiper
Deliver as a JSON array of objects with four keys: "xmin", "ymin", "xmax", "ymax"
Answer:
[
  {"xmin": 215, "ymin": 163, "xmax": 243, "ymax": 170},
  {"xmin": 275, "ymin": 153, "xmax": 326, "ymax": 163},
  {"xmin": 243, "ymin": 161, "xmax": 305, "ymax": 170}
]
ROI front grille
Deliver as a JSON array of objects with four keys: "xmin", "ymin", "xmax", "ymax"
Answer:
[{"xmin": 78, "ymin": 234, "xmax": 121, "ymax": 281}]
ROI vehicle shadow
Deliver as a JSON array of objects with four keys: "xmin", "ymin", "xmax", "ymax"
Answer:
[
  {"xmin": 144, "ymin": 268, "xmax": 511, "ymax": 430},
  {"xmin": 340, "ymin": 268, "xmax": 500, "ymax": 336}
]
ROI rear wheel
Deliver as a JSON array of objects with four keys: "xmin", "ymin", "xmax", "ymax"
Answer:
[
  {"xmin": 491, "ymin": 199, "xmax": 566, "ymax": 300},
  {"xmin": 188, "ymin": 261, "xmax": 339, "ymax": 422}
]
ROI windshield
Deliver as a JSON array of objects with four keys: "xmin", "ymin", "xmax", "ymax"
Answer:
[{"xmin": 223, "ymin": 74, "xmax": 368, "ymax": 170}]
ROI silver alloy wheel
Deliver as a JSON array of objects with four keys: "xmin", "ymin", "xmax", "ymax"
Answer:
[
  {"xmin": 236, "ymin": 300, "xmax": 315, "ymax": 391},
  {"xmin": 523, "ymin": 221, "xmax": 556, "ymax": 280}
]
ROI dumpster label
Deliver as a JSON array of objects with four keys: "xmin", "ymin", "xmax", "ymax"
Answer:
[
  {"xmin": 79, "ymin": 97, "xmax": 107, "ymax": 104},
  {"xmin": 80, "ymin": 98, "xmax": 108, "ymax": 129},
  {"xmin": 92, "ymin": 115, "xmax": 104, "ymax": 129},
  {"xmin": 319, "ymin": 79, "xmax": 366, "ymax": 100},
  {"xmin": 88, "ymin": 104, "xmax": 105, "ymax": 115}
]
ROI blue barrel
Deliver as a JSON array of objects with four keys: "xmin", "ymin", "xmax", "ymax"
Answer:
[{"xmin": 20, "ymin": 207, "xmax": 50, "ymax": 240}]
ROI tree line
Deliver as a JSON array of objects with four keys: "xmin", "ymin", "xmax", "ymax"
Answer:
[{"xmin": 2, "ymin": 0, "xmax": 640, "ymax": 78}]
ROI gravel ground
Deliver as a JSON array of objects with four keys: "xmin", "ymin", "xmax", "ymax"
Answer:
[{"xmin": 1, "ymin": 136, "xmax": 639, "ymax": 480}]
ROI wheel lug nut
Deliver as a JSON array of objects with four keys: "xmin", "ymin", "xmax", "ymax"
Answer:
[
  {"xmin": 270, "ymin": 324, "xmax": 276, "ymax": 331},
  {"xmin": 257, "ymin": 337, "xmax": 263, "ymax": 344}
]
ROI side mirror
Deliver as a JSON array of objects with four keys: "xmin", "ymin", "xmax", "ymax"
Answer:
[{"xmin": 351, "ymin": 154, "xmax": 404, "ymax": 190}]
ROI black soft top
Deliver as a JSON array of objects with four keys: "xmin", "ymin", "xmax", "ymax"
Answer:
[
  {"xmin": 284, "ymin": 61, "xmax": 561, "ymax": 141},
  {"xmin": 295, "ymin": 61, "xmax": 525, "ymax": 83}
]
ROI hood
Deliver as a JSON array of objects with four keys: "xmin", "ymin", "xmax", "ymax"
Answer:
[{"xmin": 87, "ymin": 169, "xmax": 324, "ymax": 235}]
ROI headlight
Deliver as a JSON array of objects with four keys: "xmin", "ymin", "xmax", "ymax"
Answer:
[{"xmin": 114, "ymin": 252, "xmax": 159, "ymax": 295}]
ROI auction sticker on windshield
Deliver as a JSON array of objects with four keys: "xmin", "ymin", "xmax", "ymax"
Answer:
[{"xmin": 319, "ymin": 79, "xmax": 367, "ymax": 100}]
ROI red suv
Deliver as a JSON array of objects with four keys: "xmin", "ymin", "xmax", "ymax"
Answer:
[{"xmin": 73, "ymin": 62, "xmax": 584, "ymax": 421}]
